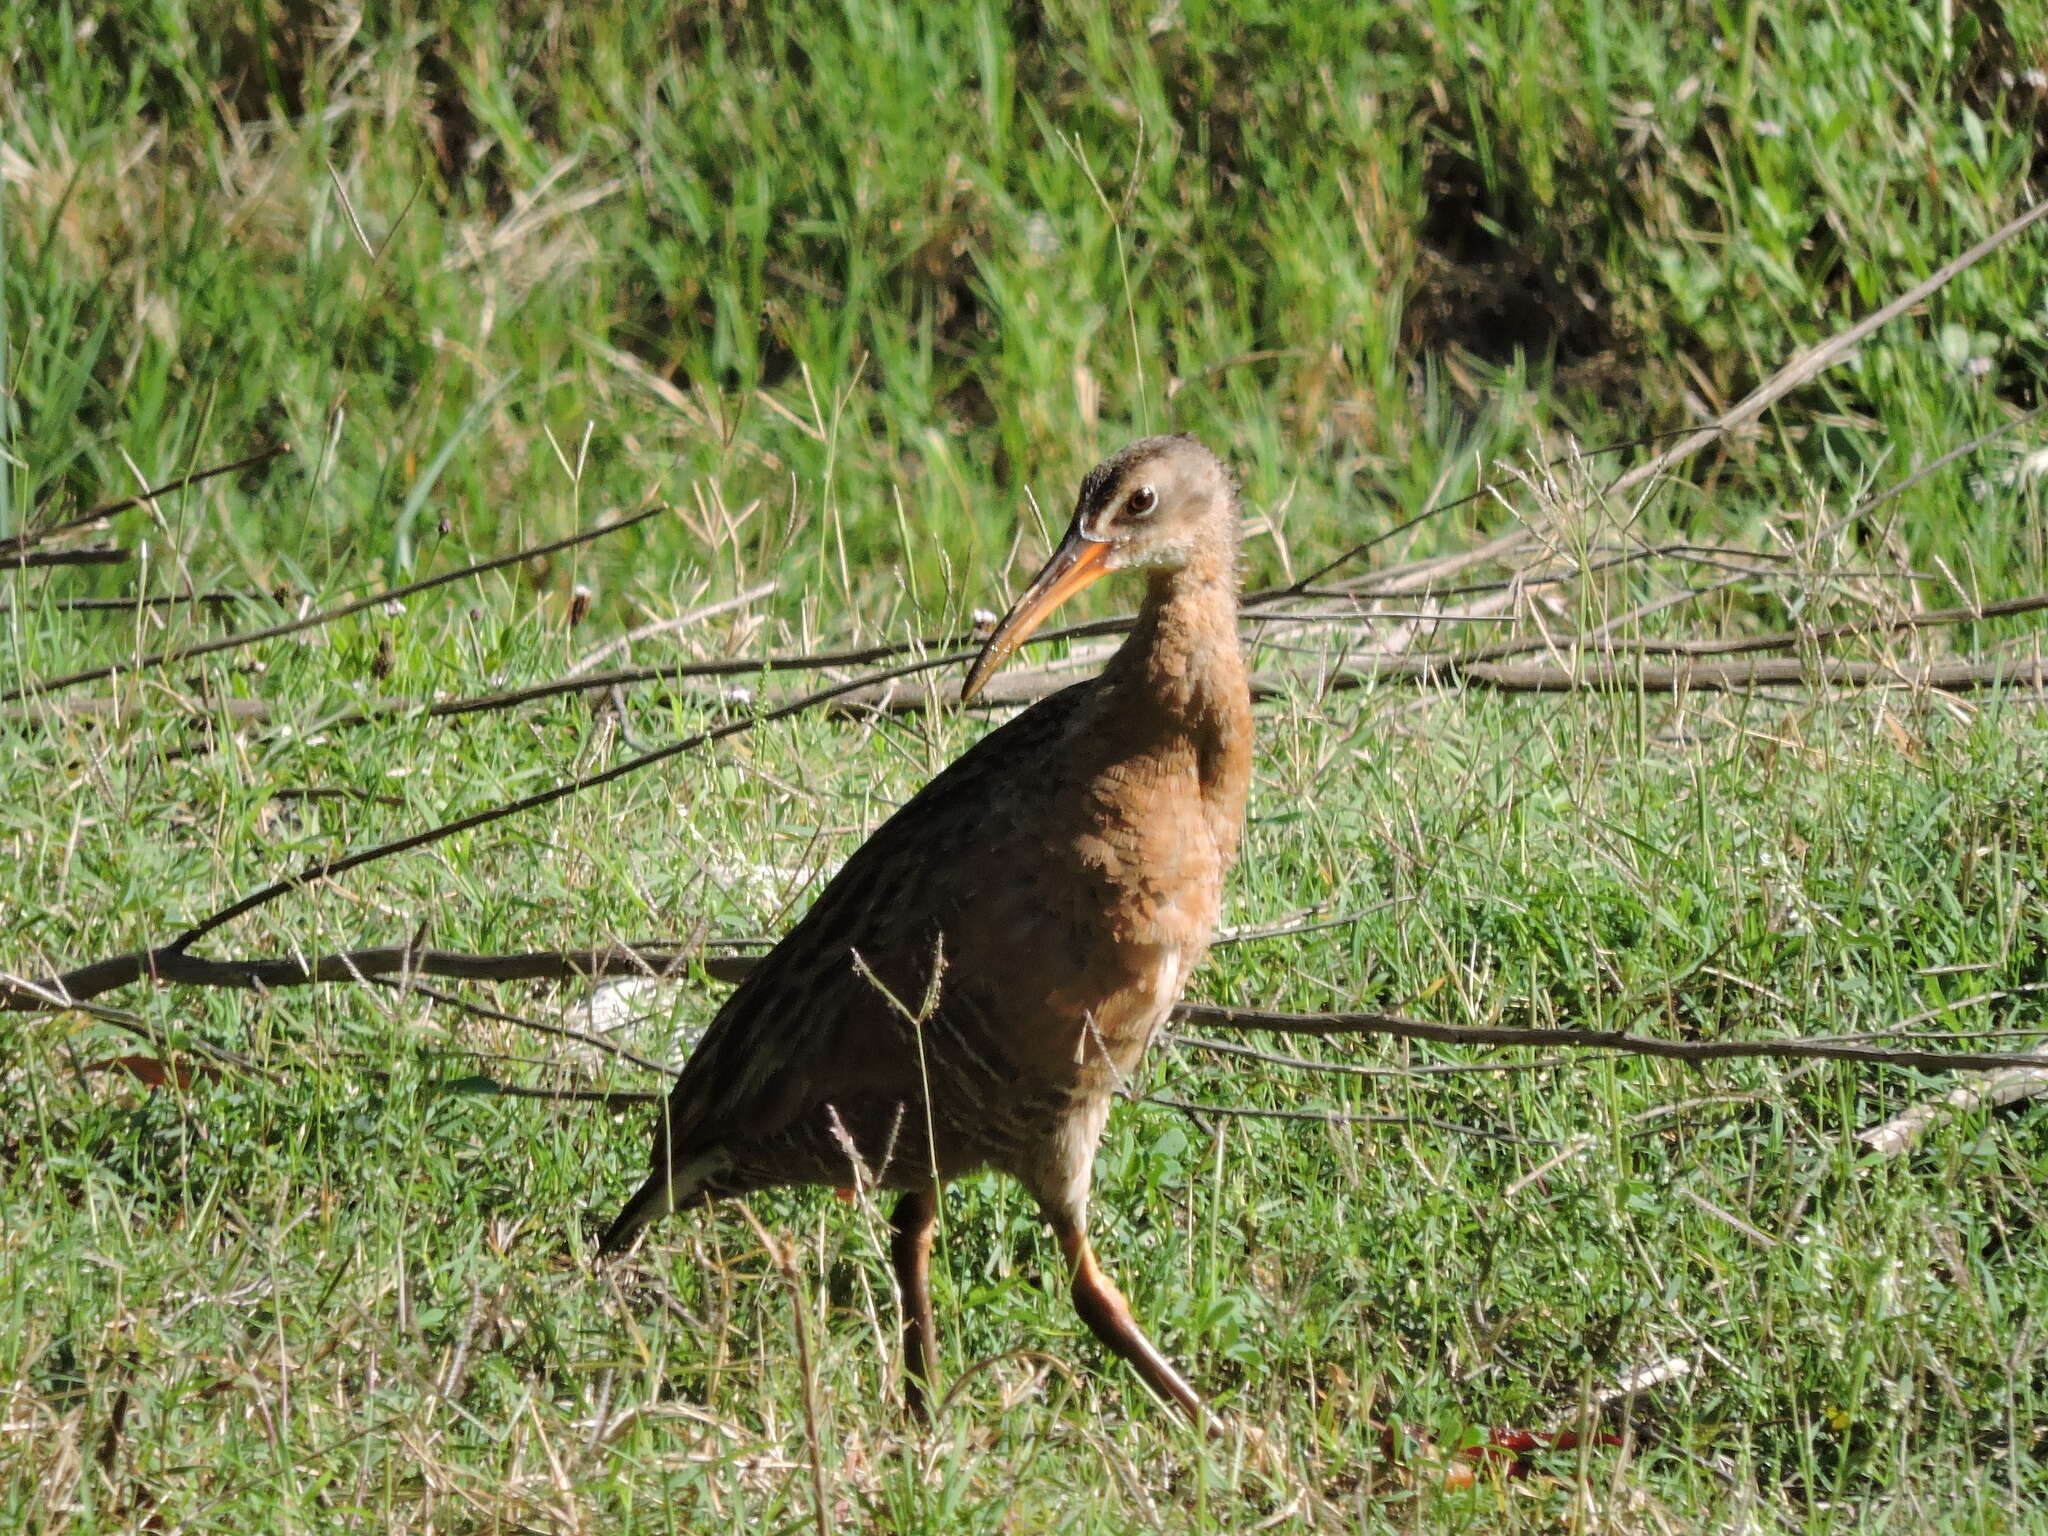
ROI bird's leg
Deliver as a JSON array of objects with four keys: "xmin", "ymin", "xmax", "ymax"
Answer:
[
  {"xmin": 890, "ymin": 1186, "xmax": 940, "ymax": 1422},
  {"xmin": 1051, "ymin": 1213, "xmax": 1223, "ymax": 1435}
]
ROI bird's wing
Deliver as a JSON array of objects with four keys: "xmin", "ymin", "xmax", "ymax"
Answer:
[{"xmin": 652, "ymin": 679, "xmax": 1098, "ymax": 1159}]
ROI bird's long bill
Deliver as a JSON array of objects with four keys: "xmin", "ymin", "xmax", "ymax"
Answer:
[{"xmin": 960, "ymin": 526, "xmax": 1114, "ymax": 701}]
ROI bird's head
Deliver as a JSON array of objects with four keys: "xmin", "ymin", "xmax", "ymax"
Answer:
[{"xmin": 962, "ymin": 435, "xmax": 1236, "ymax": 701}]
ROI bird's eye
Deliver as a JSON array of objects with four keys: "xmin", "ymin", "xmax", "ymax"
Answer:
[{"xmin": 1126, "ymin": 485, "xmax": 1158, "ymax": 518}]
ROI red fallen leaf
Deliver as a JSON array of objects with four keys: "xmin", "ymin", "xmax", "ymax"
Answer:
[
  {"xmin": 1483, "ymin": 1427, "xmax": 1624, "ymax": 1455},
  {"xmin": 1377, "ymin": 1418, "xmax": 1624, "ymax": 1486},
  {"xmin": 1465, "ymin": 1426, "xmax": 1627, "ymax": 1482},
  {"xmin": 82, "ymin": 1055, "xmax": 220, "ymax": 1090}
]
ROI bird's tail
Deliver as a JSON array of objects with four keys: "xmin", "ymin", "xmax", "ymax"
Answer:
[
  {"xmin": 598, "ymin": 1166, "xmax": 676, "ymax": 1256},
  {"xmin": 599, "ymin": 1149, "xmax": 730, "ymax": 1255}
]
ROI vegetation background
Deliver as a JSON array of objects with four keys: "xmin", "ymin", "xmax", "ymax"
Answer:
[{"xmin": 5, "ymin": 1, "xmax": 2048, "ymax": 1529}]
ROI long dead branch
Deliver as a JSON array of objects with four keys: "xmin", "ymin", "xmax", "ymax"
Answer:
[
  {"xmin": 1, "ymin": 899, "xmax": 1386, "ymax": 1015},
  {"xmin": 0, "ymin": 941, "xmax": 757, "ymax": 1012},
  {"xmin": 1390, "ymin": 196, "xmax": 2048, "ymax": 587},
  {"xmin": 5, "ymin": 545, "xmax": 130, "ymax": 570},
  {"xmin": 1607, "ymin": 198, "xmax": 2048, "ymax": 505},
  {"xmin": 17, "ymin": 937, "xmax": 2048, "ymax": 1079},
  {"xmin": 441, "ymin": 1077, "xmax": 663, "ymax": 1109},
  {"xmin": 827, "ymin": 649, "xmax": 2048, "ymax": 715},
  {"xmin": 1171, "ymin": 1033, "xmax": 1571, "ymax": 1078},
  {"xmin": 1450, "ymin": 589, "xmax": 2048, "ymax": 665},
  {"xmin": 1143, "ymin": 1094, "xmax": 1553, "ymax": 1145},
  {"xmin": 1345, "ymin": 652, "xmax": 2048, "ymax": 695},
  {"xmin": 1174, "ymin": 1002, "xmax": 2046, "ymax": 1074},
  {"xmin": 1, "ymin": 444, "xmax": 292, "ymax": 558},
  {"xmin": 1265, "ymin": 428, "xmax": 1703, "ymax": 597},
  {"xmin": 1420, "ymin": 407, "xmax": 2048, "ymax": 673},
  {"xmin": 0, "ymin": 591, "xmax": 270, "ymax": 617},
  {"xmin": 22, "ymin": 413, "xmax": 2028, "ymax": 738},
  {"xmin": 163, "ymin": 653, "xmax": 962, "ymax": 953},
  {"xmin": 25, "ymin": 584, "xmax": 2048, "ymax": 732},
  {"xmin": 1, "ymin": 503, "xmax": 667, "ymax": 706},
  {"xmin": 8, "ymin": 650, "xmax": 964, "ymax": 1006}
]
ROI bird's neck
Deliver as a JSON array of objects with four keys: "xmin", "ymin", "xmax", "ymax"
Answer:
[{"xmin": 1100, "ymin": 555, "xmax": 1252, "ymax": 809}]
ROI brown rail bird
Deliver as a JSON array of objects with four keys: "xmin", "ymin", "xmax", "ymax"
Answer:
[{"xmin": 601, "ymin": 434, "xmax": 1252, "ymax": 1427}]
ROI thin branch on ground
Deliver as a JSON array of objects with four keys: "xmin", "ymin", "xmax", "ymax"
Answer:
[
  {"xmin": 0, "ymin": 591, "xmax": 272, "ymax": 617},
  {"xmin": 1857, "ymin": 1043, "xmax": 2048, "ymax": 1157},
  {"xmin": 1175, "ymin": 1002, "xmax": 2048, "ymax": 1074},
  {"xmin": 6, "ymin": 545, "xmax": 129, "ymax": 570},
  {"xmin": 439, "ymin": 1076, "xmax": 664, "ymax": 1109},
  {"xmin": 1142, "ymin": 1093, "xmax": 1553, "ymax": 1145},
  {"xmin": 565, "ymin": 580, "xmax": 779, "ymax": 676},
  {"xmin": 832, "ymin": 649, "xmax": 2048, "ymax": 715},
  {"xmin": 0, "ymin": 940, "xmax": 755, "ymax": 1013},
  {"xmin": 1334, "ymin": 652, "xmax": 2048, "ymax": 696},
  {"xmin": 367, "ymin": 975, "xmax": 685, "ymax": 1077},
  {"xmin": 2, "ymin": 503, "xmax": 668, "ymax": 706},
  {"xmin": 20, "ymin": 935, "xmax": 2048, "ymax": 1082},
  {"xmin": 11, "ymin": 983, "xmax": 272, "ymax": 1079},
  {"xmin": 159, "ymin": 653, "xmax": 961, "ymax": 954},
  {"xmin": 1, "ymin": 443, "xmax": 293, "ymax": 557},
  {"xmin": 1171, "ymin": 1034, "xmax": 1573, "ymax": 1078},
  {"xmin": 1436, "ymin": 405, "xmax": 2048, "ymax": 671},
  {"xmin": 26, "ymin": 582, "xmax": 2047, "ymax": 736},
  {"xmin": 1395, "ymin": 196, "xmax": 2048, "ymax": 588},
  {"xmin": 1269, "ymin": 427, "xmax": 1705, "ymax": 596}
]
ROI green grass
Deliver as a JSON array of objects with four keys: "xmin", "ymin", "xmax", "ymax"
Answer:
[{"xmin": 6, "ymin": 1, "xmax": 2048, "ymax": 1530}]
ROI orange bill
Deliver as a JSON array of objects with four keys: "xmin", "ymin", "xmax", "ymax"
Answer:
[{"xmin": 961, "ymin": 526, "xmax": 1115, "ymax": 701}]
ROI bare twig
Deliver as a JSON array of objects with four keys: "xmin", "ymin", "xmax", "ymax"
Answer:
[
  {"xmin": 18, "ymin": 940, "xmax": 2048, "ymax": 1083},
  {"xmin": 1337, "ymin": 652, "xmax": 2048, "ymax": 696},
  {"xmin": 438, "ymin": 1076, "xmax": 662, "ymax": 1109},
  {"xmin": 1, "ymin": 940, "xmax": 753, "ymax": 1013},
  {"xmin": 1608, "ymin": 199, "xmax": 2048, "ymax": 504},
  {"xmin": 23, "ymin": 584, "xmax": 2048, "ymax": 736},
  {"xmin": 1175, "ymin": 1002, "xmax": 2048, "ymax": 1075},
  {"xmin": 1856, "ymin": 1044, "xmax": 2048, "ymax": 1157},
  {"xmin": 367, "ymin": 976, "xmax": 685, "ymax": 1077},
  {"xmin": 1270, "ymin": 428, "xmax": 1704, "ymax": 596},
  {"xmin": 1444, "ymin": 586, "xmax": 2048, "ymax": 666},
  {"xmin": 159, "ymin": 653, "xmax": 960, "ymax": 954},
  {"xmin": 1412, "ymin": 196, "xmax": 2048, "ymax": 584},
  {"xmin": 1143, "ymin": 1094, "xmax": 1552, "ymax": 1145},
  {"xmin": 565, "ymin": 580, "xmax": 778, "ymax": 676},
  {"xmin": 0, "ymin": 590, "xmax": 270, "ymax": 617},
  {"xmin": 1424, "ymin": 406, "xmax": 2048, "ymax": 673},
  {"xmin": 5, "ymin": 544, "xmax": 129, "ymax": 570},
  {"xmin": 1, "ymin": 443, "xmax": 291, "ymax": 557},
  {"xmin": 9, "ymin": 983, "xmax": 271, "ymax": 1078},
  {"xmin": 2, "ymin": 504, "xmax": 668, "ymax": 706},
  {"xmin": 1172, "ymin": 1033, "xmax": 1570, "ymax": 1078},
  {"xmin": 833, "ymin": 650, "xmax": 2048, "ymax": 715}
]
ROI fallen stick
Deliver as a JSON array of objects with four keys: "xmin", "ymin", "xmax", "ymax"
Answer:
[
  {"xmin": 16, "ymin": 939, "xmax": 2048, "ymax": 1078},
  {"xmin": 0, "ymin": 443, "xmax": 291, "ymax": 557},
  {"xmin": 1856, "ymin": 1044, "xmax": 2048, "ymax": 1157},
  {"xmin": 0, "ymin": 941, "xmax": 755, "ymax": 1012},
  {"xmin": 1175, "ymin": 1002, "xmax": 2044, "ymax": 1075},
  {"xmin": 1384, "ymin": 196, "xmax": 2048, "ymax": 585},
  {"xmin": 5, "ymin": 545, "xmax": 129, "ymax": 570},
  {"xmin": 826, "ymin": 650, "xmax": 2048, "ymax": 715},
  {"xmin": 2, "ymin": 503, "xmax": 668, "ymax": 706}
]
